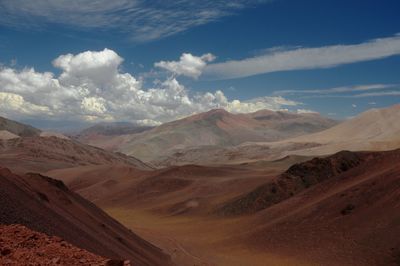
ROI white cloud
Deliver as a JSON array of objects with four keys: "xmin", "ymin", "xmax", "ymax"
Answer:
[
  {"xmin": 296, "ymin": 109, "xmax": 318, "ymax": 114},
  {"xmin": 53, "ymin": 48, "xmax": 124, "ymax": 87},
  {"xmin": 203, "ymin": 34, "xmax": 400, "ymax": 80},
  {"xmin": 274, "ymin": 84, "xmax": 395, "ymax": 96},
  {"xmin": 155, "ymin": 53, "xmax": 215, "ymax": 79},
  {"xmin": 351, "ymin": 91, "xmax": 400, "ymax": 97},
  {"xmin": 0, "ymin": 49, "xmax": 299, "ymax": 124},
  {"xmin": 225, "ymin": 96, "xmax": 299, "ymax": 113},
  {"xmin": 0, "ymin": 0, "xmax": 268, "ymax": 42},
  {"xmin": 299, "ymin": 89, "xmax": 400, "ymax": 99}
]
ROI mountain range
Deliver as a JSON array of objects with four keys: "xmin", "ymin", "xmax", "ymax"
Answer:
[
  {"xmin": 1, "ymin": 104, "xmax": 400, "ymax": 265},
  {"xmin": 76, "ymin": 108, "xmax": 338, "ymax": 163}
]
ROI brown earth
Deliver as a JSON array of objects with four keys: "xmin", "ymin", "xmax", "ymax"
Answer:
[
  {"xmin": 48, "ymin": 149, "xmax": 400, "ymax": 266},
  {"xmin": 0, "ymin": 167, "xmax": 172, "ymax": 265},
  {"xmin": 0, "ymin": 136, "xmax": 151, "ymax": 174},
  {"xmin": 151, "ymin": 104, "xmax": 400, "ymax": 166},
  {"xmin": 0, "ymin": 224, "xmax": 116, "ymax": 266}
]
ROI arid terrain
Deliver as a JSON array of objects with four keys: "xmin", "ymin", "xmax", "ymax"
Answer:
[
  {"xmin": 1, "ymin": 2, "xmax": 399, "ymax": 265},
  {"xmin": 47, "ymin": 149, "xmax": 400, "ymax": 266},
  {"xmin": 1, "ymin": 105, "xmax": 400, "ymax": 266},
  {"xmin": 76, "ymin": 109, "xmax": 337, "ymax": 163},
  {"xmin": 0, "ymin": 224, "xmax": 111, "ymax": 266}
]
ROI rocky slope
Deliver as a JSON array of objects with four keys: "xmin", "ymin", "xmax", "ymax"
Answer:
[
  {"xmin": 0, "ymin": 167, "xmax": 172, "ymax": 265},
  {"xmin": 0, "ymin": 224, "xmax": 115, "ymax": 266}
]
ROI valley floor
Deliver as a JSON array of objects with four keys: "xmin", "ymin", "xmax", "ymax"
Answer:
[{"xmin": 105, "ymin": 208, "xmax": 313, "ymax": 266}]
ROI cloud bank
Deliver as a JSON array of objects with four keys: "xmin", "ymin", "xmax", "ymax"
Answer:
[
  {"xmin": 203, "ymin": 34, "xmax": 400, "ymax": 80},
  {"xmin": 0, "ymin": 49, "xmax": 298, "ymax": 125},
  {"xmin": 0, "ymin": 0, "xmax": 268, "ymax": 42}
]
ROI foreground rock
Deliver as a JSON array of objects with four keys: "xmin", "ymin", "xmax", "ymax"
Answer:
[{"xmin": 0, "ymin": 224, "xmax": 115, "ymax": 265}]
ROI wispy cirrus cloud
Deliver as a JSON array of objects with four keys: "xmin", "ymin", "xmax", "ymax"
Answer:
[
  {"xmin": 0, "ymin": 0, "xmax": 268, "ymax": 42},
  {"xmin": 298, "ymin": 89, "xmax": 400, "ymax": 99},
  {"xmin": 202, "ymin": 34, "xmax": 400, "ymax": 80},
  {"xmin": 273, "ymin": 84, "xmax": 396, "ymax": 96},
  {"xmin": 347, "ymin": 91, "xmax": 400, "ymax": 98}
]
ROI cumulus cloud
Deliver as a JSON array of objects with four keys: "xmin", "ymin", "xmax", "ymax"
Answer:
[
  {"xmin": 155, "ymin": 53, "xmax": 215, "ymax": 79},
  {"xmin": 0, "ymin": 49, "xmax": 298, "ymax": 124},
  {"xmin": 203, "ymin": 34, "xmax": 400, "ymax": 80},
  {"xmin": 225, "ymin": 96, "xmax": 299, "ymax": 113},
  {"xmin": 0, "ymin": 0, "xmax": 268, "ymax": 42}
]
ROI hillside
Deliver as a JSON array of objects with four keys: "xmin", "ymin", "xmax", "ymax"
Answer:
[
  {"xmin": 0, "ymin": 116, "xmax": 41, "ymax": 138},
  {"xmin": 0, "ymin": 168, "xmax": 172, "ymax": 265},
  {"xmin": 0, "ymin": 136, "xmax": 152, "ymax": 174},
  {"xmin": 49, "ymin": 149, "xmax": 400, "ymax": 265}
]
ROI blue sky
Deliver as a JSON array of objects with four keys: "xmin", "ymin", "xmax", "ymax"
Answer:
[{"xmin": 0, "ymin": 0, "xmax": 399, "ymax": 128}]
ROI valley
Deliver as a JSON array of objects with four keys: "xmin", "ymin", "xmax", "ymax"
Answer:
[{"xmin": 1, "ymin": 105, "xmax": 400, "ymax": 265}]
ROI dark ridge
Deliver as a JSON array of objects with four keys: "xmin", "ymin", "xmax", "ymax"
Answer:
[{"xmin": 217, "ymin": 151, "xmax": 367, "ymax": 216}]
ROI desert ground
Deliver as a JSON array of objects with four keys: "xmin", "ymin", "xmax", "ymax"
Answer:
[
  {"xmin": 1, "ymin": 105, "xmax": 400, "ymax": 265},
  {"xmin": 47, "ymin": 149, "xmax": 400, "ymax": 266}
]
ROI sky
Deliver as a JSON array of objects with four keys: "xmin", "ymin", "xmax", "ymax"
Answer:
[{"xmin": 0, "ymin": 0, "xmax": 399, "ymax": 129}]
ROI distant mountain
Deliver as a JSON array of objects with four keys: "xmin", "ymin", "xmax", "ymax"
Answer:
[
  {"xmin": 74, "ymin": 122, "xmax": 153, "ymax": 151},
  {"xmin": 290, "ymin": 104, "xmax": 400, "ymax": 152},
  {"xmin": 82, "ymin": 109, "xmax": 337, "ymax": 163},
  {"xmin": 0, "ymin": 116, "xmax": 41, "ymax": 138},
  {"xmin": 0, "ymin": 167, "xmax": 171, "ymax": 265},
  {"xmin": 78, "ymin": 122, "xmax": 153, "ymax": 137},
  {"xmin": 156, "ymin": 104, "xmax": 400, "ymax": 166},
  {"xmin": 0, "ymin": 116, "xmax": 152, "ymax": 173},
  {"xmin": 0, "ymin": 136, "xmax": 152, "ymax": 174}
]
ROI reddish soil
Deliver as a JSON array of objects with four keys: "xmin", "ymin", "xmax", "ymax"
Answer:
[
  {"xmin": 0, "ymin": 136, "xmax": 151, "ymax": 174},
  {"xmin": 218, "ymin": 150, "xmax": 367, "ymax": 215},
  {"xmin": 0, "ymin": 167, "xmax": 172, "ymax": 266},
  {"xmin": 51, "ymin": 149, "xmax": 400, "ymax": 266},
  {"xmin": 0, "ymin": 224, "xmax": 117, "ymax": 266}
]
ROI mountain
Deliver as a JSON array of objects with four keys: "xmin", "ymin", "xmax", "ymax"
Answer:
[
  {"xmin": 81, "ymin": 109, "xmax": 336, "ymax": 163},
  {"xmin": 0, "ymin": 167, "xmax": 172, "ymax": 265},
  {"xmin": 78, "ymin": 122, "xmax": 153, "ymax": 137},
  {"xmin": 218, "ymin": 150, "xmax": 367, "ymax": 215},
  {"xmin": 0, "ymin": 115, "xmax": 152, "ymax": 174},
  {"xmin": 73, "ymin": 122, "xmax": 153, "ymax": 153},
  {"xmin": 0, "ymin": 116, "xmax": 41, "ymax": 138},
  {"xmin": 288, "ymin": 103, "xmax": 400, "ymax": 153},
  {"xmin": 158, "ymin": 104, "xmax": 400, "ymax": 166},
  {"xmin": 0, "ymin": 136, "xmax": 152, "ymax": 174},
  {"xmin": 225, "ymin": 149, "xmax": 400, "ymax": 265}
]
